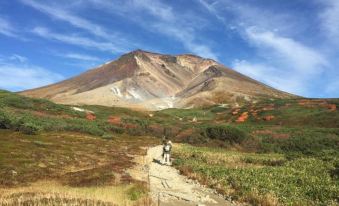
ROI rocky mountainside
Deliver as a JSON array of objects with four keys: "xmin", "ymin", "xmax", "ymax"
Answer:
[{"xmin": 20, "ymin": 50, "xmax": 295, "ymax": 110}]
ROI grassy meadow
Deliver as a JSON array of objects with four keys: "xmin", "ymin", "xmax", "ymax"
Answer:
[
  {"xmin": 0, "ymin": 89, "xmax": 338, "ymax": 205},
  {"xmin": 173, "ymin": 145, "xmax": 338, "ymax": 205},
  {"xmin": 0, "ymin": 90, "xmax": 159, "ymax": 205}
]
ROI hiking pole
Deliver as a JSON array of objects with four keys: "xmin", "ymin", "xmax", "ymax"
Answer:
[{"xmin": 158, "ymin": 192, "xmax": 160, "ymax": 206}]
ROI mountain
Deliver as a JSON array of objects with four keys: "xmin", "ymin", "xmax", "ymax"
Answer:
[{"xmin": 20, "ymin": 50, "xmax": 295, "ymax": 110}]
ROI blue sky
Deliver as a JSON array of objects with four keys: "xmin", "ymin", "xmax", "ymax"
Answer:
[{"xmin": 0, "ymin": 0, "xmax": 338, "ymax": 97}]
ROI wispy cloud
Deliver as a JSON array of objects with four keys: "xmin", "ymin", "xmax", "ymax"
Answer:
[
  {"xmin": 244, "ymin": 27, "xmax": 327, "ymax": 74},
  {"xmin": 136, "ymin": 0, "xmax": 218, "ymax": 59},
  {"xmin": 21, "ymin": 0, "xmax": 119, "ymax": 41},
  {"xmin": 199, "ymin": 0, "xmax": 329, "ymax": 96},
  {"xmin": 21, "ymin": 0, "xmax": 136, "ymax": 52},
  {"xmin": 325, "ymin": 75, "xmax": 339, "ymax": 96},
  {"xmin": 32, "ymin": 27, "xmax": 126, "ymax": 53},
  {"xmin": 0, "ymin": 56, "xmax": 63, "ymax": 91},
  {"xmin": 232, "ymin": 60, "xmax": 304, "ymax": 94},
  {"xmin": 132, "ymin": 0, "xmax": 175, "ymax": 22},
  {"xmin": 9, "ymin": 54, "xmax": 28, "ymax": 63},
  {"xmin": 319, "ymin": 0, "xmax": 339, "ymax": 44},
  {"xmin": 62, "ymin": 53, "xmax": 101, "ymax": 61},
  {"xmin": 87, "ymin": 0, "xmax": 218, "ymax": 59},
  {"xmin": 152, "ymin": 23, "xmax": 217, "ymax": 60},
  {"xmin": 0, "ymin": 17, "xmax": 16, "ymax": 37}
]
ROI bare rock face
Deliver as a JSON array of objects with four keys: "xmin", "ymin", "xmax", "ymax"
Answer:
[{"xmin": 20, "ymin": 50, "xmax": 295, "ymax": 110}]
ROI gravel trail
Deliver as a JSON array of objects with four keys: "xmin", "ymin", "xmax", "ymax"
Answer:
[{"xmin": 146, "ymin": 145, "xmax": 235, "ymax": 206}]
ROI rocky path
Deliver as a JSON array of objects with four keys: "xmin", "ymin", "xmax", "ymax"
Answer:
[{"xmin": 144, "ymin": 146, "xmax": 235, "ymax": 206}]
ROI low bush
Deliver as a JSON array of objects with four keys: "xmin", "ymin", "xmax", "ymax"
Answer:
[
  {"xmin": 173, "ymin": 145, "xmax": 339, "ymax": 205},
  {"xmin": 0, "ymin": 95, "xmax": 34, "ymax": 109},
  {"xmin": 209, "ymin": 106, "xmax": 229, "ymax": 113},
  {"xmin": 330, "ymin": 160, "xmax": 339, "ymax": 180},
  {"xmin": 0, "ymin": 111, "xmax": 42, "ymax": 134},
  {"xmin": 0, "ymin": 110, "xmax": 12, "ymax": 129},
  {"xmin": 201, "ymin": 125, "xmax": 248, "ymax": 145},
  {"xmin": 101, "ymin": 133, "xmax": 115, "ymax": 140},
  {"xmin": 260, "ymin": 134, "xmax": 339, "ymax": 156},
  {"xmin": 127, "ymin": 184, "xmax": 147, "ymax": 201},
  {"xmin": 122, "ymin": 117, "xmax": 149, "ymax": 129},
  {"xmin": 64, "ymin": 120, "xmax": 105, "ymax": 136},
  {"xmin": 20, "ymin": 122, "xmax": 42, "ymax": 135},
  {"xmin": 104, "ymin": 125, "xmax": 124, "ymax": 134}
]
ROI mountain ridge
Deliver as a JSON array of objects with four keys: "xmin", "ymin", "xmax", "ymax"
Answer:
[{"xmin": 20, "ymin": 49, "xmax": 296, "ymax": 110}]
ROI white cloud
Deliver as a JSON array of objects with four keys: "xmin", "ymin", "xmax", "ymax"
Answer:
[
  {"xmin": 62, "ymin": 53, "xmax": 101, "ymax": 61},
  {"xmin": 231, "ymin": 30, "xmax": 328, "ymax": 96},
  {"xmin": 232, "ymin": 60, "xmax": 305, "ymax": 95},
  {"xmin": 199, "ymin": 0, "xmax": 329, "ymax": 96},
  {"xmin": 0, "ymin": 17, "xmax": 16, "ymax": 37},
  {"xmin": 199, "ymin": 0, "xmax": 294, "ymax": 34},
  {"xmin": 21, "ymin": 0, "xmax": 118, "ymax": 41},
  {"xmin": 152, "ymin": 23, "xmax": 217, "ymax": 60},
  {"xmin": 21, "ymin": 0, "xmax": 135, "ymax": 52},
  {"xmin": 325, "ymin": 76, "xmax": 339, "ymax": 96},
  {"xmin": 87, "ymin": 0, "xmax": 218, "ymax": 59},
  {"xmin": 9, "ymin": 54, "xmax": 28, "ymax": 63},
  {"xmin": 32, "ymin": 27, "xmax": 126, "ymax": 53},
  {"xmin": 245, "ymin": 27, "xmax": 327, "ymax": 74},
  {"xmin": 0, "ymin": 63, "xmax": 63, "ymax": 91},
  {"xmin": 319, "ymin": 0, "xmax": 339, "ymax": 44},
  {"xmin": 132, "ymin": 0, "xmax": 175, "ymax": 22},
  {"xmin": 136, "ymin": 0, "xmax": 218, "ymax": 59}
]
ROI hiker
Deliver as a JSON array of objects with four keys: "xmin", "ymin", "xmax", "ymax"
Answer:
[
  {"xmin": 162, "ymin": 140, "xmax": 172, "ymax": 165},
  {"xmin": 161, "ymin": 136, "xmax": 167, "ymax": 159}
]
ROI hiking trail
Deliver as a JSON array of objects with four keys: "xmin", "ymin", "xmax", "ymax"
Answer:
[{"xmin": 130, "ymin": 145, "xmax": 236, "ymax": 206}]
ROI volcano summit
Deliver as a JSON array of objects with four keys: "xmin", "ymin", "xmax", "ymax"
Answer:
[{"xmin": 21, "ymin": 50, "xmax": 294, "ymax": 110}]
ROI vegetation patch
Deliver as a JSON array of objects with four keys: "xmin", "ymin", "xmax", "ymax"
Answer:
[
  {"xmin": 201, "ymin": 125, "xmax": 248, "ymax": 145},
  {"xmin": 173, "ymin": 144, "xmax": 339, "ymax": 206}
]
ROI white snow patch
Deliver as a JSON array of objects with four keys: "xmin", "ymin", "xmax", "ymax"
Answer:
[
  {"xmin": 97, "ymin": 60, "xmax": 113, "ymax": 68},
  {"xmin": 110, "ymin": 86, "xmax": 122, "ymax": 97},
  {"xmin": 72, "ymin": 107, "xmax": 85, "ymax": 112},
  {"xmin": 152, "ymin": 96, "xmax": 178, "ymax": 110},
  {"xmin": 72, "ymin": 107, "xmax": 94, "ymax": 113},
  {"xmin": 127, "ymin": 88, "xmax": 144, "ymax": 101},
  {"xmin": 218, "ymin": 104, "xmax": 229, "ymax": 108},
  {"xmin": 161, "ymin": 96, "xmax": 177, "ymax": 108},
  {"xmin": 104, "ymin": 60, "xmax": 112, "ymax": 65}
]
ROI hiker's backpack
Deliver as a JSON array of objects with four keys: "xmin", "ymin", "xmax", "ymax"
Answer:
[{"xmin": 164, "ymin": 144, "xmax": 171, "ymax": 152}]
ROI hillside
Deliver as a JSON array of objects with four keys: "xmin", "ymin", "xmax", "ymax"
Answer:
[
  {"xmin": 20, "ymin": 50, "xmax": 294, "ymax": 110},
  {"xmin": 0, "ymin": 90, "xmax": 338, "ymax": 205}
]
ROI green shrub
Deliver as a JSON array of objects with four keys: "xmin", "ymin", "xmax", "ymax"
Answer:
[
  {"xmin": 20, "ymin": 122, "xmax": 42, "ymax": 135},
  {"xmin": 174, "ymin": 145, "xmax": 339, "ymax": 205},
  {"xmin": 0, "ymin": 111, "xmax": 43, "ymax": 135},
  {"xmin": 33, "ymin": 140, "xmax": 52, "ymax": 147},
  {"xmin": 260, "ymin": 135, "xmax": 339, "ymax": 156},
  {"xmin": 127, "ymin": 184, "xmax": 147, "ymax": 201},
  {"xmin": 104, "ymin": 125, "xmax": 124, "ymax": 134},
  {"xmin": 122, "ymin": 117, "xmax": 149, "ymax": 129},
  {"xmin": 330, "ymin": 160, "xmax": 339, "ymax": 180},
  {"xmin": 0, "ymin": 110, "xmax": 12, "ymax": 129},
  {"xmin": 201, "ymin": 125, "xmax": 248, "ymax": 144},
  {"xmin": 210, "ymin": 106, "xmax": 228, "ymax": 113},
  {"xmin": 126, "ymin": 126, "xmax": 145, "ymax": 136},
  {"xmin": 101, "ymin": 133, "xmax": 115, "ymax": 140},
  {"xmin": 0, "ymin": 95, "xmax": 34, "ymax": 109}
]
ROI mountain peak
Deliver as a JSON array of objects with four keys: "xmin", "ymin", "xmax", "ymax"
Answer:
[
  {"xmin": 130, "ymin": 49, "xmax": 160, "ymax": 56},
  {"xmin": 21, "ymin": 49, "xmax": 295, "ymax": 110}
]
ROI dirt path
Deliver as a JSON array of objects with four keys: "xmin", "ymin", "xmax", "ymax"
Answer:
[{"xmin": 144, "ymin": 145, "xmax": 235, "ymax": 206}]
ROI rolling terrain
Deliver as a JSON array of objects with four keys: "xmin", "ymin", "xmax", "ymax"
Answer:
[
  {"xmin": 20, "ymin": 50, "xmax": 294, "ymax": 110},
  {"xmin": 0, "ymin": 90, "xmax": 338, "ymax": 205}
]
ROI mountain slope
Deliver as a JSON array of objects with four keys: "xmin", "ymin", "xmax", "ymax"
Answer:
[{"xmin": 21, "ymin": 50, "xmax": 295, "ymax": 110}]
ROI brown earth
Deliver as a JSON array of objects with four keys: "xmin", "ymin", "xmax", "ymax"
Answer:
[{"xmin": 20, "ymin": 50, "xmax": 295, "ymax": 110}]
